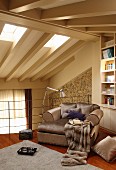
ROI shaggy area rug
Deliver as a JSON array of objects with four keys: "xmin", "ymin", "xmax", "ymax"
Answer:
[{"xmin": 0, "ymin": 140, "xmax": 102, "ymax": 170}]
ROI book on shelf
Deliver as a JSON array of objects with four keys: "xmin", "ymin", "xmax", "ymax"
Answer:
[
  {"xmin": 102, "ymin": 48, "xmax": 114, "ymax": 59},
  {"xmin": 105, "ymin": 75, "xmax": 114, "ymax": 82}
]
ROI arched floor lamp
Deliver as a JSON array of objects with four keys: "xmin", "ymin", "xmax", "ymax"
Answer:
[{"xmin": 42, "ymin": 87, "xmax": 66, "ymax": 116}]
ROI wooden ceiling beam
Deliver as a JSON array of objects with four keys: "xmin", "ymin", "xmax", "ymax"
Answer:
[
  {"xmin": 71, "ymin": 27, "xmax": 87, "ymax": 31},
  {"xmin": 41, "ymin": 57, "xmax": 75, "ymax": 81},
  {"xmin": 41, "ymin": 0, "xmax": 116, "ymax": 20},
  {"xmin": 9, "ymin": 0, "xmax": 85, "ymax": 13},
  {"xmin": 47, "ymin": 20, "xmax": 66, "ymax": 26},
  {"xmin": 19, "ymin": 38, "xmax": 72, "ymax": 81},
  {"xmin": 19, "ymin": 9, "xmax": 41, "ymax": 20},
  {"xmin": 67, "ymin": 15, "xmax": 116, "ymax": 27},
  {"xmin": 0, "ymin": 10, "xmax": 98, "ymax": 41},
  {"xmin": 19, "ymin": 48, "xmax": 53, "ymax": 81},
  {"xmin": 31, "ymin": 40, "xmax": 86, "ymax": 81},
  {"xmin": 6, "ymin": 33, "xmax": 53, "ymax": 81},
  {"xmin": 86, "ymin": 27, "xmax": 116, "ymax": 33},
  {"xmin": 0, "ymin": 43, "xmax": 13, "ymax": 70},
  {"xmin": 0, "ymin": 21, "xmax": 5, "ymax": 34},
  {"xmin": 0, "ymin": 0, "xmax": 9, "ymax": 11},
  {"xmin": 9, "ymin": 0, "xmax": 41, "ymax": 13}
]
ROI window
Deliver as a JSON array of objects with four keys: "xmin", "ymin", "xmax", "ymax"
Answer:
[
  {"xmin": 0, "ymin": 90, "xmax": 26, "ymax": 134},
  {"xmin": 0, "ymin": 23, "xmax": 27, "ymax": 43}
]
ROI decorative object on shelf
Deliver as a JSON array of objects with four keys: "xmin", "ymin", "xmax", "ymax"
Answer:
[
  {"xmin": 104, "ymin": 39, "xmax": 114, "ymax": 47},
  {"xmin": 104, "ymin": 96, "xmax": 114, "ymax": 105},
  {"xmin": 42, "ymin": 87, "xmax": 66, "ymax": 115},
  {"xmin": 102, "ymin": 47, "xmax": 114, "ymax": 59},
  {"xmin": 105, "ymin": 63, "xmax": 114, "ymax": 70}
]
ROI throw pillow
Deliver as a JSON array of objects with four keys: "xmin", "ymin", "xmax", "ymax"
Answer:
[
  {"xmin": 61, "ymin": 103, "xmax": 76, "ymax": 118},
  {"xmin": 67, "ymin": 108, "xmax": 81, "ymax": 113},
  {"xmin": 81, "ymin": 105, "xmax": 92, "ymax": 117},
  {"xmin": 67, "ymin": 110, "xmax": 85, "ymax": 121},
  {"xmin": 92, "ymin": 136, "xmax": 116, "ymax": 162},
  {"xmin": 62, "ymin": 108, "xmax": 81, "ymax": 119}
]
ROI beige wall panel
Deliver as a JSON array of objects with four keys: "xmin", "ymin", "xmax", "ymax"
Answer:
[
  {"xmin": 92, "ymin": 40, "xmax": 101, "ymax": 104},
  {"xmin": 103, "ymin": 108, "xmax": 111, "ymax": 130},
  {"xmin": 100, "ymin": 106, "xmax": 104, "ymax": 127},
  {"xmin": 49, "ymin": 42, "xmax": 93, "ymax": 88},
  {"xmin": 0, "ymin": 78, "xmax": 48, "ymax": 90},
  {"xmin": 110, "ymin": 109, "xmax": 116, "ymax": 132},
  {"xmin": 49, "ymin": 41, "xmax": 101, "ymax": 105},
  {"xmin": 32, "ymin": 88, "xmax": 47, "ymax": 127},
  {"xmin": 32, "ymin": 115, "xmax": 39, "ymax": 130}
]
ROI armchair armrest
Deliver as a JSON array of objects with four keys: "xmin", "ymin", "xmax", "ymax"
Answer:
[
  {"xmin": 88, "ymin": 109, "xmax": 103, "ymax": 140},
  {"xmin": 90, "ymin": 124, "xmax": 100, "ymax": 141},
  {"xmin": 43, "ymin": 107, "xmax": 61, "ymax": 122},
  {"xmin": 89, "ymin": 109, "xmax": 103, "ymax": 120},
  {"xmin": 85, "ymin": 109, "xmax": 103, "ymax": 127}
]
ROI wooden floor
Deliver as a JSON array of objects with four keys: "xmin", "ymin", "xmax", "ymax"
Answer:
[{"xmin": 0, "ymin": 128, "xmax": 116, "ymax": 170}]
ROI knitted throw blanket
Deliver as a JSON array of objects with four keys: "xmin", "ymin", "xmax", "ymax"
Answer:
[{"xmin": 61, "ymin": 121, "xmax": 91, "ymax": 166}]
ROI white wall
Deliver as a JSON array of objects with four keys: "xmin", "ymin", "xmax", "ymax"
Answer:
[
  {"xmin": 0, "ymin": 78, "xmax": 48, "ymax": 90},
  {"xmin": 49, "ymin": 40, "xmax": 101, "ymax": 105}
]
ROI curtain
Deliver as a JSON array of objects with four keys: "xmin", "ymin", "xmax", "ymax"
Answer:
[
  {"xmin": 25, "ymin": 89, "xmax": 32, "ymax": 129},
  {"xmin": 0, "ymin": 90, "xmax": 26, "ymax": 134}
]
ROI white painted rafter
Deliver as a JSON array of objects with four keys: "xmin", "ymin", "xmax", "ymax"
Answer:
[
  {"xmin": 5, "ymin": 33, "xmax": 53, "ymax": 81},
  {"xmin": 31, "ymin": 40, "xmax": 86, "ymax": 81}
]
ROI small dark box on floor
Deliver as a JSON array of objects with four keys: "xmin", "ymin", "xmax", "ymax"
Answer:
[{"xmin": 19, "ymin": 129, "xmax": 33, "ymax": 140}]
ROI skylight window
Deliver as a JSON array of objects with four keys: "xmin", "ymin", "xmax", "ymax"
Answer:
[
  {"xmin": 3, "ymin": 24, "xmax": 17, "ymax": 33},
  {"xmin": 0, "ymin": 24, "xmax": 27, "ymax": 42},
  {"xmin": 44, "ymin": 34, "xmax": 70, "ymax": 49}
]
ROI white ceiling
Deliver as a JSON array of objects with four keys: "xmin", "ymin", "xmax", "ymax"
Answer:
[{"xmin": 0, "ymin": 0, "xmax": 115, "ymax": 82}]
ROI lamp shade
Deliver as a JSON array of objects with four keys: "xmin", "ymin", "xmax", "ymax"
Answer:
[{"xmin": 59, "ymin": 89, "xmax": 66, "ymax": 97}]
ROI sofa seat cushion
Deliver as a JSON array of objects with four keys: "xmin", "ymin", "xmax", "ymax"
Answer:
[{"xmin": 38, "ymin": 118, "xmax": 69, "ymax": 135}]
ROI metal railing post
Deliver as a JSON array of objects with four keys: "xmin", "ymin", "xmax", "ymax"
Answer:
[{"xmin": 8, "ymin": 101, "xmax": 10, "ymax": 135}]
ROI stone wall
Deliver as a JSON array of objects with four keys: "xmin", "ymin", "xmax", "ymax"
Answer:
[{"xmin": 49, "ymin": 68, "xmax": 92, "ymax": 108}]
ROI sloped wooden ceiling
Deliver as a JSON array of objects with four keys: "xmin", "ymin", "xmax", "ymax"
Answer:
[{"xmin": 0, "ymin": 0, "xmax": 115, "ymax": 81}]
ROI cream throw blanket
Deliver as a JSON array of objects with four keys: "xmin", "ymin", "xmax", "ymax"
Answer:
[{"xmin": 61, "ymin": 120, "xmax": 91, "ymax": 166}]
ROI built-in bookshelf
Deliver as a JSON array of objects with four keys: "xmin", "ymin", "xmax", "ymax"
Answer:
[
  {"xmin": 100, "ymin": 34, "xmax": 116, "ymax": 133},
  {"xmin": 100, "ymin": 34, "xmax": 116, "ymax": 108}
]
